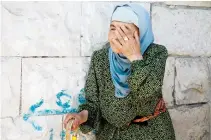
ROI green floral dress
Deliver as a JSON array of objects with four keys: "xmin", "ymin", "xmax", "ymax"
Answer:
[{"xmin": 78, "ymin": 43, "xmax": 176, "ymax": 140}]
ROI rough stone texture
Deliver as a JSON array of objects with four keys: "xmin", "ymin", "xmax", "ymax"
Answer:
[
  {"xmin": 0, "ymin": 119, "xmax": 1, "ymax": 140},
  {"xmin": 1, "ymin": 2, "xmax": 81, "ymax": 56},
  {"xmin": 208, "ymin": 57, "xmax": 211, "ymax": 82},
  {"xmin": 209, "ymin": 102, "xmax": 211, "ymax": 139},
  {"xmin": 208, "ymin": 58, "xmax": 211, "ymax": 139},
  {"xmin": 1, "ymin": 57, "xmax": 21, "ymax": 117},
  {"xmin": 0, "ymin": 116, "xmax": 62, "ymax": 140},
  {"xmin": 152, "ymin": 6, "xmax": 211, "ymax": 56},
  {"xmin": 175, "ymin": 58, "xmax": 211, "ymax": 105},
  {"xmin": 168, "ymin": 104, "xmax": 210, "ymax": 140},
  {"xmin": 162, "ymin": 57, "xmax": 175, "ymax": 107},
  {"xmin": 164, "ymin": 1, "xmax": 211, "ymax": 7},
  {"xmin": 81, "ymin": 2, "xmax": 150, "ymax": 56},
  {"xmin": 208, "ymin": 59, "xmax": 211, "ymax": 98},
  {"xmin": 22, "ymin": 57, "xmax": 90, "ymax": 113}
]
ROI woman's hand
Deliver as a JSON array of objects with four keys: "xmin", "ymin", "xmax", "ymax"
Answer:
[
  {"xmin": 64, "ymin": 110, "xmax": 88, "ymax": 131},
  {"xmin": 111, "ymin": 24, "xmax": 143, "ymax": 62}
]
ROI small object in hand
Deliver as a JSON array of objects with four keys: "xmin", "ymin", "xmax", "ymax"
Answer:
[
  {"xmin": 65, "ymin": 119, "xmax": 79, "ymax": 140},
  {"xmin": 72, "ymin": 135, "xmax": 77, "ymax": 140}
]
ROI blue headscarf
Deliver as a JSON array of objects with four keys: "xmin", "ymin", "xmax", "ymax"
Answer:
[{"xmin": 109, "ymin": 4, "xmax": 154, "ymax": 98}]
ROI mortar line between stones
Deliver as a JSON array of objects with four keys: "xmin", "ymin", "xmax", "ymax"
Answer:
[
  {"xmin": 19, "ymin": 57, "xmax": 23, "ymax": 115},
  {"xmin": 2, "ymin": 55, "xmax": 210, "ymax": 59},
  {"xmin": 209, "ymin": 102, "xmax": 211, "ymax": 139},
  {"xmin": 168, "ymin": 55, "xmax": 211, "ymax": 58},
  {"xmin": 80, "ymin": 1, "xmax": 82, "ymax": 57},
  {"xmin": 168, "ymin": 102, "xmax": 207, "ymax": 109},
  {"xmin": 0, "ymin": 116, "xmax": 14, "ymax": 123},
  {"xmin": 20, "ymin": 56, "xmax": 91, "ymax": 58},
  {"xmin": 206, "ymin": 57, "xmax": 211, "ymax": 80},
  {"xmin": 16, "ymin": 56, "xmax": 211, "ymax": 58},
  {"xmin": 152, "ymin": 2, "xmax": 211, "ymax": 10},
  {"xmin": 150, "ymin": 2, "xmax": 152, "ymax": 20},
  {"xmin": 172, "ymin": 60, "xmax": 176, "ymax": 106}
]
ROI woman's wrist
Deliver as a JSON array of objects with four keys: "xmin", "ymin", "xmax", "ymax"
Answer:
[{"xmin": 129, "ymin": 54, "xmax": 143, "ymax": 62}]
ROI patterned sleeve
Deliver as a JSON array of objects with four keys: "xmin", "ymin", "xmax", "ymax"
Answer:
[
  {"xmin": 127, "ymin": 45, "xmax": 168, "ymax": 116},
  {"xmin": 78, "ymin": 51, "xmax": 101, "ymax": 134}
]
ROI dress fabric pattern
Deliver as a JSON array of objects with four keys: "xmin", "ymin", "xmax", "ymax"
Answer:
[{"xmin": 78, "ymin": 43, "xmax": 176, "ymax": 140}]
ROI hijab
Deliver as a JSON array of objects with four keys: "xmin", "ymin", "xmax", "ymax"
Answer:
[{"xmin": 108, "ymin": 4, "xmax": 154, "ymax": 98}]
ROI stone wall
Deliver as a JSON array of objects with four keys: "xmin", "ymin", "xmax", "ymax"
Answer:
[{"xmin": 1, "ymin": 1, "xmax": 211, "ymax": 140}]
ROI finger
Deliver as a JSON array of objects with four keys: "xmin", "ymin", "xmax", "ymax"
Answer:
[
  {"xmin": 72, "ymin": 119, "xmax": 80, "ymax": 130},
  {"xmin": 110, "ymin": 43, "xmax": 121, "ymax": 53},
  {"xmin": 66, "ymin": 118, "xmax": 79, "ymax": 131},
  {"xmin": 124, "ymin": 23, "xmax": 133, "ymax": 30},
  {"xmin": 124, "ymin": 23, "xmax": 139, "ymax": 34},
  {"xmin": 120, "ymin": 25, "xmax": 129, "ymax": 35},
  {"xmin": 112, "ymin": 38, "xmax": 122, "ymax": 51},
  {"xmin": 134, "ymin": 31, "xmax": 140, "ymax": 45},
  {"xmin": 121, "ymin": 25, "xmax": 133, "ymax": 39},
  {"xmin": 64, "ymin": 114, "xmax": 75, "ymax": 129},
  {"xmin": 113, "ymin": 39, "xmax": 122, "ymax": 49},
  {"xmin": 115, "ymin": 30, "xmax": 125, "ymax": 45},
  {"xmin": 116, "ymin": 27, "xmax": 127, "ymax": 40}
]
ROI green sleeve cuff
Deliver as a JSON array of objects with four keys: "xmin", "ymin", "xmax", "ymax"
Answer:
[
  {"xmin": 127, "ymin": 59, "xmax": 151, "ymax": 93},
  {"xmin": 130, "ymin": 59, "xmax": 147, "ymax": 70},
  {"xmin": 80, "ymin": 123, "xmax": 95, "ymax": 134}
]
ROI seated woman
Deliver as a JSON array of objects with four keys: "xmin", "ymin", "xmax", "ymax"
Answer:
[{"xmin": 64, "ymin": 3, "xmax": 176, "ymax": 140}]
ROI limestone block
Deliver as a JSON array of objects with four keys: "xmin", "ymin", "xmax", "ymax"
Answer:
[
  {"xmin": 162, "ymin": 57, "xmax": 176, "ymax": 107},
  {"xmin": 22, "ymin": 57, "xmax": 90, "ymax": 113},
  {"xmin": 209, "ymin": 102, "xmax": 211, "ymax": 139},
  {"xmin": 1, "ymin": 57, "xmax": 21, "ymax": 117},
  {"xmin": 165, "ymin": 1, "xmax": 211, "ymax": 8},
  {"xmin": 175, "ymin": 58, "xmax": 210, "ymax": 105},
  {"xmin": 152, "ymin": 6, "xmax": 211, "ymax": 56},
  {"xmin": 0, "ymin": 116, "xmax": 62, "ymax": 140},
  {"xmin": 168, "ymin": 104, "xmax": 210, "ymax": 140},
  {"xmin": 1, "ymin": 2, "xmax": 81, "ymax": 56}
]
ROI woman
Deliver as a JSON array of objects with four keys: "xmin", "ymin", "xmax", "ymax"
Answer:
[{"xmin": 64, "ymin": 3, "xmax": 176, "ymax": 140}]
